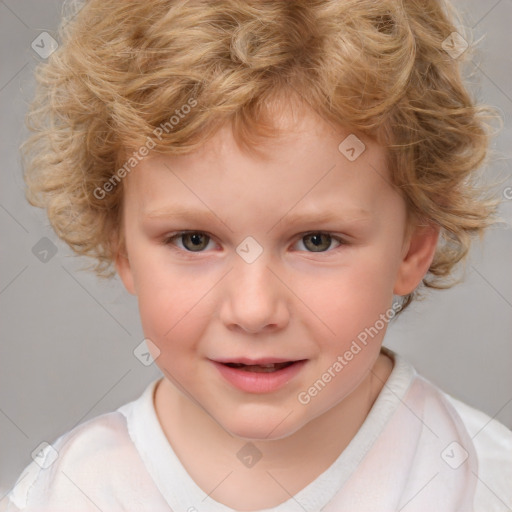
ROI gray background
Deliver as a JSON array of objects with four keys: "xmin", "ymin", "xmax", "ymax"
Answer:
[{"xmin": 1, "ymin": 0, "xmax": 511, "ymax": 500}]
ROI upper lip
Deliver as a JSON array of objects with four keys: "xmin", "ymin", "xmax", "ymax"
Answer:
[{"xmin": 212, "ymin": 357, "xmax": 304, "ymax": 365}]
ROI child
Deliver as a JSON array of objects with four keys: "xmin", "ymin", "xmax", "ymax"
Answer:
[{"xmin": 5, "ymin": 0, "xmax": 512, "ymax": 510}]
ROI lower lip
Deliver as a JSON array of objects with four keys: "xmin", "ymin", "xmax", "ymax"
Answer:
[{"xmin": 211, "ymin": 360, "xmax": 307, "ymax": 393}]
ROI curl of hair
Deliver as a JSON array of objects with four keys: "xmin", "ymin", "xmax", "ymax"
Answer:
[{"xmin": 21, "ymin": 0, "xmax": 500, "ymax": 312}]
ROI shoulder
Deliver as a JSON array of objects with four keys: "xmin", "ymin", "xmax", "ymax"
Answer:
[
  {"xmin": 409, "ymin": 369, "xmax": 512, "ymax": 511},
  {"xmin": 384, "ymin": 351, "xmax": 512, "ymax": 510},
  {"xmin": 444, "ymin": 393, "xmax": 512, "ymax": 511},
  {"xmin": 5, "ymin": 410, "xmax": 136, "ymax": 511},
  {"xmin": 445, "ymin": 393, "xmax": 512, "ymax": 455}
]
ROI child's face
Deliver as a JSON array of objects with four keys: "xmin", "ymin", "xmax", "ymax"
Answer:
[{"xmin": 117, "ymin": 103, "xmax": 435, "ymax": 440}]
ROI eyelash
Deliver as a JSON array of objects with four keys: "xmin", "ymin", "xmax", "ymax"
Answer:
[{"xmin": 161, "ymin": 230, "xmax": 348, "ymax": 256}]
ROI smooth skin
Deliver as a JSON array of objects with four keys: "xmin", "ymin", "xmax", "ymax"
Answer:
[{"xmin": 116, "ymin": 98, "xmax": 439, "ymax": 510}]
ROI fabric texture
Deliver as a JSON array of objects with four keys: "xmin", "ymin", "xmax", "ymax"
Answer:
[{"xmin": 4, "ymin": 349, "xmax": 512, "ymax": 512}]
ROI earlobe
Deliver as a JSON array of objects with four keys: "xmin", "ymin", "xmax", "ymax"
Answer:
[
  {"xmin": 393, "ymin": 223, "xmax": 440, "ymax": 296},
  {"xmin": 115, "ymin": 250, "xmax": 137, "ymax": 296}
]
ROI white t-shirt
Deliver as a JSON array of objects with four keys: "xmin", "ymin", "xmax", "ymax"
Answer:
[{"xmin": 3, "ymin": 349, "xmax": 512, "ymax": 511}]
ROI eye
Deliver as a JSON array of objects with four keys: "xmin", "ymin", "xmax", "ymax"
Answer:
[
  {"xmin": 162, "ymin": 230, "xmax": 346, "ymax": 255},
  {"xmin": 163, "ymin": 231, "xmax": 216, "ymax": 252},
  {"xmin": 295, "ymin": 232, "xmax": 344, "ymax": 253}
]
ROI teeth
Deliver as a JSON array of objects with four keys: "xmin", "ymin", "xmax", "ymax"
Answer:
[{"xmin": 225, "ymin": 362, "xmax": 294, "ymax": 372}]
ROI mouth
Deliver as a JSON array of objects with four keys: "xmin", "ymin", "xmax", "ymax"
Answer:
[
  {"xmin": 222, "ymin": 361, "xmax": 298, "ymax": 373},
  {"xmin": 210, "ymin": 358, "xmax": 308, "ymax": 393}
]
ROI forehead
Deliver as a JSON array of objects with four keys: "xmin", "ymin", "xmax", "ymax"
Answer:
[{"xmin": 123, "ymin": 105, "xmax": 398, "ymax": 224}]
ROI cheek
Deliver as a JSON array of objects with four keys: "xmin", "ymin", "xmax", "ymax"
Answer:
[
  {"xmin": 134, "ymin": 261, "xmax": 215, "ymax": 357},
  {"xmin": 137, "ymin": 283, "xmax": 204, "ymax": 383},
  {"xmin": 297, "ymin": 257, "xmax": 394, "ymax": 342},
  {"xmin": 293, "ymin": 263, "xmax": 394, "ymax": 413}
]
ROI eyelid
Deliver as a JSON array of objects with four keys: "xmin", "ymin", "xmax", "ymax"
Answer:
[
  {"xmin": 162, "ymin": 230, "xmax": 219, "ymax": 247},
  {"xmin": 297, "ymin": 230, "xmax": 347, "ymax": 241}
]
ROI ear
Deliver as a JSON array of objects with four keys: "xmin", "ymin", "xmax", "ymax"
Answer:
[
  {"xmin": 393, "ymin": 222, "xmax": 440, "ymax": 296},
  {"xmin": 115, "ymin": 248, "xmax": 137, "ymax": 296}
]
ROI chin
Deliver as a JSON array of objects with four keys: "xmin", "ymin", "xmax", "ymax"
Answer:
[{"xmin": 215, "ymin": 408, "xmax": 307, "ymax": 441}]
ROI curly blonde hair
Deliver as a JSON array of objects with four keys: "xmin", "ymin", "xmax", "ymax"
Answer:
[{"xmin": 22, "ymin": 0, "xmax": 499, "ymax": 312}]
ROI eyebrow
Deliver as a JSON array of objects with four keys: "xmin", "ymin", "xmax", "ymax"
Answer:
[
  {"xmin": 143, "ymin": 205, "xmax": 372, "ymax": 226},
  {"xmin": 278, "ymin": 206, "xmax": 371, "ymax": 226},
  {"xmin": 144, "ymin": 206, "xmax": 219, "ymax": 221}
]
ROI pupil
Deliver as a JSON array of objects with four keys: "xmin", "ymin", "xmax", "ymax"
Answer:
[
  {"xmin": 184, "ymin": 232, "xmax": 208, "ymax": 251},
  {"xmin": 306, "ymin": 233, "xmax": 330, "ymax": 252}
]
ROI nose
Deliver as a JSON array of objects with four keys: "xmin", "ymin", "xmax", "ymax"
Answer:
[{"xmin": 219, "ymin": 255, "xmax": 290, "ymax": 335}]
